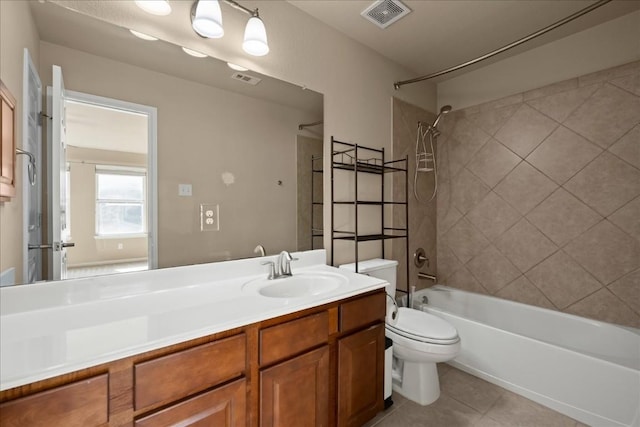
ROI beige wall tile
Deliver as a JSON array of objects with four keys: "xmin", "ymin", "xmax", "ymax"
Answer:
[
  {"xmin": 466, "ymin": 104, "xmax": 520, "ymax": 136},
  {"xmin": 467, "ymin": 139, "xmax": 521, "ymax": 188},
  {"xmin": 609, "ymin": 196, "xmax": 640, "ymax": 241},
  {"xmin": 564, "ymin": 220, "xmax": 640, "ymax": 285},
  {"xmin": 478, "ymin": 93, "xmax": 524, "ymax": 112},
  {"xmin": 436, "ymin": 244, "xmax": 463, "ymax": 281},
  {"xmin": 445, "ymin": 266, "xmax": 488, "ymax": 294},
  {"xmin": 466, "ymin": 191, "xmax": 522, "ymax": 242},
  {"xmin": 523, "ymin": 78, "xmax": 578, "ymax": 101},
  {"xmin": 526, "ymin": 84, "xmax": 600, "ymax": 123},
  {"xmin": 608, "ymin": 125, "xmax": 640, "ymax": 170},
  {"xmin": 443, "ymin": 218, "xmax": 490, "ymax": 263},
  {"xmin": 525, "ymin": 250, "xmax": 602, "ymax": 309},
  {"xmin": 526, "ymin": 188, "xmax": 602, "ymax": 246},
  {"xmin": 494, "ymin": 162, "xmax": 558, "ymax": 215},
  {"xmin": 451, "ymin": 117, "xmax": 491, "ymax": 153},
  {"xmin": 466, "ymin": 245, "xmax": 520, "ymax": 294},
  {"xmin": 566, "ymin": 288, "xmax": 640, "ymax": 328},
  {"xmin": 564, "ymin": 84, "xmax": 640, "ymax": 149},
  {"xmin": 494, "ymin": 219, "xmax": 558, "ymax": 273},
  {"xmin": 496, "ymin": 275, "xmax": 556, "ymax": 309},
  {"xmin": 451, "ymin": 169, "xmax": 491, "ymax": 214},
  {"xmin": 526, "ymin": 126, "xmax": 602, "ymax": 185},
  {"xmin": 564, "ymin": 151, "xmax": 640, "ymax": 217},
  {"xmin": 495, "ymin": 104, "xmax": 558, "ymax": 157},
  {"xmin": 608, "ymin": 269, "xmax": 640, "ymax": 315},
  {"xmin": 578, "ymin": 61, "xmax": 640, "ymax": 87}
]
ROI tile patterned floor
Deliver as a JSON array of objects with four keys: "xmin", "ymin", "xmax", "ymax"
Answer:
[{"xmin": 364, "ymin": 364, "xmax": 587, "ymax": 427}]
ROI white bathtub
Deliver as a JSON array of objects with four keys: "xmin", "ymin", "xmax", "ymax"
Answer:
[{"xmin": 412, "ymin": 285, "xmax": 640, "ymax": 427}]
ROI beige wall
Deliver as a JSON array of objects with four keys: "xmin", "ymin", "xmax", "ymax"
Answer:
[
  {"xmin": 38, "ymin": 42, "xmax": 321, "ymax": 268},
  {"xmin": 0, "ymin": 1, "xmax": 40, "ymax": 284},
  {"xmin": 392, "ymin": 98, "xmax": 437, "ymax": 294},
  {"xmin": 436, "ymin": 61, "xmax": 640, "ymax": 328},
  {"xmin": 66, "ymin": 146, "xmax": 147, "ymax": 267},
  {"xmin": 438, "ymin": 10, "xmax": 640, "ymax": 110}
]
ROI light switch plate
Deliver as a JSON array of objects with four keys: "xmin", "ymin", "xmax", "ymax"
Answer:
[
  {"xmin": 178, "ymin": 184, "xmax": 192, "ymax": 196},
  {"xmin": 200, "ymin": 204, "xmax": 220, "ymax": 231}
]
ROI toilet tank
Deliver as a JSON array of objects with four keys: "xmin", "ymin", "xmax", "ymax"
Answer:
[{"xmin": 339, "ymin": 259, "xmax": 398, "ymax": 296}]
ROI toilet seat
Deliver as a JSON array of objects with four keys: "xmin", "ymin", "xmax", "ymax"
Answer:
[{"xmin": 386, "ymin": 308, "xmax": 459, "ymax": 345}]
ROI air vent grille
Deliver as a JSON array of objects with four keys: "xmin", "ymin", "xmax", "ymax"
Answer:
[
  {"xmin": 361, "ymin": 0, "xmax": 411, "ymax": 29},
  {"xmin": 231, "ymin": 72, "xmax": 262, "ymax": 86}
]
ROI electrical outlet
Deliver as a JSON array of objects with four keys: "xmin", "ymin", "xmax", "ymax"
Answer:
[{"xmin": 200, "ymin": 204, "xmax": 220, "ymax": 231}]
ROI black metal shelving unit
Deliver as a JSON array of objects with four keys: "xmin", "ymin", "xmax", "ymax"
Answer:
[
  {"xmin": 330, "ymin": 137, "xmax": 409, "ymax": 291},
  {"xmin": 311, "ymin": 154, "xmax": 323, "ymax": 249}
]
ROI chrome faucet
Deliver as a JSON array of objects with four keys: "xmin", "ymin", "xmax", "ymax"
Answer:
[{"xmin": 261, "ymin": 251, "xmax": 298, "ymax": 280}]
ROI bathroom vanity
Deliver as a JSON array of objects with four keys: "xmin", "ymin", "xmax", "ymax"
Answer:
[{"xmin": 0, "ymin": 250, "xmax": 386, "ymax": 427}]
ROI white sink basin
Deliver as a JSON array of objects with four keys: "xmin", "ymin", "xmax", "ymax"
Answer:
[{"xmin": 243, "ymin": 272, "xmax": 346, "ymax": 298}]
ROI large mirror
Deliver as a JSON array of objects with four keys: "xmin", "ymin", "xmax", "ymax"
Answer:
[{"xmin": 13, "ymin": 1, "xmax": 323, "ymax": 285}]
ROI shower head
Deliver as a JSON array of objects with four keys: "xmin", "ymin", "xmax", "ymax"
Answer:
[{"xmin": 431, "ymin": 105, "xmax": 452, "ymax": 129}]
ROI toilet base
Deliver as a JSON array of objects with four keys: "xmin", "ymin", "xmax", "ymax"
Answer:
[{"xmin": 392, "ymin": 360, "xmax": 440, "ymax": 405}]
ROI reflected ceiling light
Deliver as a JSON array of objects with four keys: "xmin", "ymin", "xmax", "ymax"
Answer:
[
  {"xmin": 134, "ymin": 0, "xmax": 172, "ymax": 16},
  {"xmin": 191, "ymin": 0, "xmax": 270, "ymax": 57},
  {"xmin": 129, "ymin": 30, "xmax": 158, "ymax": 41},
  {"xmin": 227, "ymin": 62, "xmax": 249, "ymax": 72},
  {"xmin": 192, "ymin": 0, "xmax": 224, "ymax": 39},
  {"xmin": 182, "ymin": 47, "xmax": 208, "ymax": 58}
]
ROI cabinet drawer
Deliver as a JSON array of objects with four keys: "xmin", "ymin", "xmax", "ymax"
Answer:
[
  {"xmin": 135, "ymin": 378, "xmax": 246, "ymax": 427},
  {"xmin": 260, "ymin": 311, "xmax": 329, "ymax": 366},
  {"xmin": 0, "ymin": 374, "xmax": 108, "ymax": 427},
  {"xmin": 135, "ymin": 333, "xmax": 246, "ymax": 410},
  {"xmin": 340, "ymin": 291, "xmax": 385, "ymax": 333}
]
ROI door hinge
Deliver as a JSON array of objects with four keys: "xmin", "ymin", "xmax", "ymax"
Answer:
[{"xmin": 39, "ymin": 112, "xmax": 52, "ymax": 126}]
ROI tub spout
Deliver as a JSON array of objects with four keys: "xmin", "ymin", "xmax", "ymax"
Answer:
[{"xmin": 418, "ymin": 272, "xmax": 437, "ymax": 282}]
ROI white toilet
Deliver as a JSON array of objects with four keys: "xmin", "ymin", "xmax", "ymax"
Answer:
[{"xmin": 341, "ymin": 259, "xmax": 460, "ymax": 405}]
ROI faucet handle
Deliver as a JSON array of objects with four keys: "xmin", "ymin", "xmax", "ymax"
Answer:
[
  {"xmin": 281, "ymin": 252, "xmax": 298, "ymax": 276},
  {"xmin": 261, "ymin": 261, "xmax": 277, "ymax": 280}
]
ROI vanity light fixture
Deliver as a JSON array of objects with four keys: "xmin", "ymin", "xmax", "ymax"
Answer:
[
  {"xmin": 182, "ymin": 47, "xmax": 208, "ymax": 58},
  {"xmin": 191, "ymin": 0, "xmax": 270, "ymax": 57},
  {"xmin": 134, "ymin": 0, "xmax": 172, "ymax": 16},
  {"xmin": 227, "ymin": 62, "xmax": 249, "ymax": 72},
  {"xmin": 129, "ymin": 30, "xmax": 158, "ymax": 41}
]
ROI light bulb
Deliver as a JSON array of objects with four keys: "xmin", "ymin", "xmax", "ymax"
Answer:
[
  {"xmin": 243, "ymin": 15, "xmax": 269, "ymax": 56},
  {"xmin": 192, "ymin": 0, "xmax": 224, "ymax": 39},
  {"xmin": 227, "ymin": 63, "xmax": 249, "ymax": 72}
]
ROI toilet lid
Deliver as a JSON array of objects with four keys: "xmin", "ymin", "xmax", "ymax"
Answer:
[{"xmin": 387, "ymin": 307, "xmax": 459, "ymax": 345}]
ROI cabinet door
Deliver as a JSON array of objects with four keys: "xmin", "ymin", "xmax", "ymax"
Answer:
[
  {"xmin": 260, "ymin": 345, "xmax": 329, "ymax": 427},
  {"xmin": 337, "ymin": 323, "xmax": 385, "ymax": 427},
  {"xmin": 135, "ymin": 378, "xmax": 246, "ymax": 427}
]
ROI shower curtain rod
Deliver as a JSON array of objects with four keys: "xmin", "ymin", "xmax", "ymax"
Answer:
[
  {"xmin": 298, "ymin": 120, "xmax": 323, "ymax": 130},
  {"xmin": 393, "ymin": 0, "xmax": 612, "ymax": 90}
]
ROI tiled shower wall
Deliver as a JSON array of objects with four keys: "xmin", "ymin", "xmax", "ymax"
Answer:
[
  {"xmin": 392, "ymin": 98, "xmax": 437, "ymax": 293},
  {"xmin": 436, "ymin": 61, "xmax": 640, "ymax": 328}
]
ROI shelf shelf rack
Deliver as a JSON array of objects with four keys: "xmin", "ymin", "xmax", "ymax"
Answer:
[{"xmin": 330, "ymin": 137, "xmax": 409, "ymax": 290}]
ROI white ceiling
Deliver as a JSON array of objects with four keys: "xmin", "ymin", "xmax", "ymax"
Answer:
[{"xmin": 289, "ymin": 0, "xmax": 640, "ymax": 82}]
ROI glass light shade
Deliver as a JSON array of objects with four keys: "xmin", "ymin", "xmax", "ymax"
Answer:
[
  {"xmin": 243, "ymin": 16, "xmax": 269, "ymax": 56},
  {"xmin": 182, "ymin": 47, "xmax": 208, "ymax": 58},
  {"xmin": 192, "ymin": 0, "xmax": 224, "ymax": 39},
  {"xmin": 134, "ymin": 0, "xmax": 172, "ymax": 16},
  {"xmin": 227, "ymin": 62, "xmax": 249, "ymax": 72},
  {"xmin": 129, "ymin": 30, "xmax": 158, "ymax": 41}
]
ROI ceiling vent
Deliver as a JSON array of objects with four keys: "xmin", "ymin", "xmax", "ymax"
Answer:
[
  {"xmin": 231, "ymin": 72, "xmax": 262, "ymax": 86},
  {"xmin": 361, "ymin": 0, "xmax": 411, "ymax": 29}
]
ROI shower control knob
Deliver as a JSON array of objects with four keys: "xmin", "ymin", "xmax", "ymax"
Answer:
[{"xmin": 414, "ymin": 248, "xmax": 429, "ymax": 268}]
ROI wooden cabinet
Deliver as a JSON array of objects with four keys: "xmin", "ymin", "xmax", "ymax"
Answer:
[
  {"xmin": 0, "ymin": 374, "xmax": 108, "ymax": 427},
  {"xmin": 0, "ymin": 289, "xmax": 386, "ymax": 427},
  {"xmin": 0, "ymin": 80, "xmax": 17, "ymax": 201},
  {"xmin": 337, "ymin": 324, "xmax": 385, "ymax": 427},
  {"xmin": 260, "ymin": 346, "xmax": 330, "ymax": 427},
  {"xmin": 135, "ymin": 378, "xmax": 246, "ymax": 427}
]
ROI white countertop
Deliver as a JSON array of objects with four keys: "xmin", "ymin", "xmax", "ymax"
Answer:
[{"xmin": 0, "ymin": 250, "xmax": 386, "ymax": 391}]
